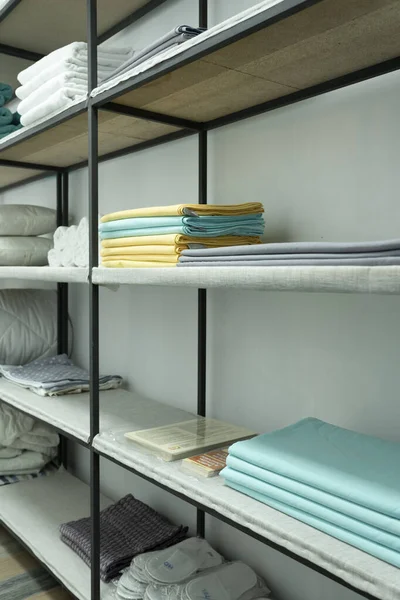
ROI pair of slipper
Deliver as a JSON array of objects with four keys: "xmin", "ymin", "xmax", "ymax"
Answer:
[{"xmin": 107, "ymin": 537, "xmax": 270, "ymax": 600}]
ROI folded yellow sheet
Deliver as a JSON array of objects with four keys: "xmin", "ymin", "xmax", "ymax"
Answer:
[
  {"xmin": 102, "ymin": 260, "xmax": 176, "ymax": 268},
  {"xmin": 100, "ymin": 203, "xmax": 264, "ymax": 223},
  {"xmin": 101, "ymin": 234, "xmax": 261, "ymax": 250},
  {"xmin": 101, "ymin": 246, "xmax": 178, "ymax": 257},
  {"xmin": 102, "ymin": 254, "xmax": 178, "ymax": 264}
]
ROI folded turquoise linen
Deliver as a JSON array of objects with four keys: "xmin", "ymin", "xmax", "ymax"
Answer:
[
  {"xmin": 99, "ymin": 215, "xmax": 265, "ymax": 239},
  {"xmin": 228, "ymin": 418, "xmax": 400, "ymax": 519},
  {"xmin": 221, "ymin": 467, "xmax": 400, "ymax": 551},
  {"xmin": 226, "ymin": 455, "xmax": 400, "ymax": 536},
  {"xmin": 0, "ymin": 83, "xmax": 12, "ymax": 107},
  {"xmin": 226, "ymin": 480, "xmax": 400, "ymax": 568},
  {"xmin": 99, "ymin": 214, "xmax": 263, "ymax": 232}
]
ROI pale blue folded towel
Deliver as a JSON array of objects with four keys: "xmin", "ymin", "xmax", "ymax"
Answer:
[
  {"xmin": 226, "ymin": 455, "xmax": 400, "ymax": 536},
  {"xmin": 222, "ymin": 466, "xmax": 400, "ymax": 552},
  {"xmin": 228, "ymin": 418, "xmax": 400, "ymax": 519},
  {"xmin": 226, "ymin": 480, "xmax": 400, "ymax": 568},
  {"xmin": 99, "ymin": 214, "xmax": 265, "ymax": 239}
]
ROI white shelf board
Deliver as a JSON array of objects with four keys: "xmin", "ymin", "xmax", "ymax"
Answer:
[
  {"xmin": 93, "ymin": 266, "xmax": 400, "ymax": 294},
  {"xmin": 0, "ymin": 266, "xmax": 88, "ymax": 283},
  {"xmin": 0, "ymin": 469, "xmax": 113, "ymax": 600},
  {"xmin": 0, "ymin": 381, "xmax": 191, "ymax": 444},
  {"xmin": 93, "ymin": 400, "xmax": 400, "ymax": 600}
]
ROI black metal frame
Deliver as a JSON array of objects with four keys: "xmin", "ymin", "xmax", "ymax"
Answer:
[{"xmin": 0, "ymin": 0, "xmax": 397, "ymax": 599}]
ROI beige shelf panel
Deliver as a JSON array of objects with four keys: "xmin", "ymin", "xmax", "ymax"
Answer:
[
  {"xmin": 0, "ymin": 164, "xmax": 43, "ymax": 189},
  {"xmin": 0, "ymin": 0, "xmax": 161, "ymax": 54},
  {"xmin": 0, "ymin": 108, "xmax": 179, "ymax": 186},
  {"xmin": 111, "ymin": 0, "xmax": 400, "ymax": 122}
]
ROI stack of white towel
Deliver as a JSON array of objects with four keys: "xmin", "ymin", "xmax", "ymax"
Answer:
[
  {"xmin": 48, "ymin": 217, "xmax": 89, "ymax": 268},
  {"xmin": 0, "ymin": 401, "xmax": 58, "ymax": 475},
  {"xmin": 16, "ymin": 42, "xmax": 133, "ymax": 128}
]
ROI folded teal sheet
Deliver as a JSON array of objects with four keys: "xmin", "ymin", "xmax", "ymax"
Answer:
[
  {"xmin": 99, "ymin": 214, "xmax": 265, "ymax": 239},
  {"xmin": 0, "ymin": 107, "xmax": 12, "ymax": 126},
  {"xmin": 222, "ymin": 466, "xmax": 400, "ymax": 552},
  {"xmin": 229, "ymin": 418, "xmax": 400, "ymax": 519},
  {"xmin": 226, "ymin": 455, "xmax": 400, "ymax": 536},
  {"xmin": 226, "ymin": 480, "xmax": 400, "ymax": 568}
]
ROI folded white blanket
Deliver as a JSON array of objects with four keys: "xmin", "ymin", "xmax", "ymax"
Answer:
[
  {"xmin": 20, "ymin": 87, "xmax": 87, "ymax": 127},
  {"xmin": 0, "ymin": 447, "xmax": 22, "ymax": 458},
  {"xmin": 18, "ymin": 41, "xmax": 133, "ymax": 84},
  {"xmin": 0, "ymin": 402, "xmax": 34, "ymax": 446},
  {"xmin": 18, "ymin": 74, "xmax": 87, "ymax": 114},
  {"xmin": 11, "ymin": 423, "xmax": 59, "ymax": 455},
  {"xmin": 16, "ymin": 61, "xmax": 113, "ymax": 100}
]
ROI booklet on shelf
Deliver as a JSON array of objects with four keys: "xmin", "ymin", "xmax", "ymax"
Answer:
[
  {"xmin": 182, "ymin": 447, "xmax": 229, "ymax": 477},
  {"xmin": 124, "ymin": 417, "xmax": 255, "ymax": 461}
]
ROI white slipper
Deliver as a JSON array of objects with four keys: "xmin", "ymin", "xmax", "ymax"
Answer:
[{"xmin": 145, "ymin": 562, "xmax": 270, "ymax": 600}]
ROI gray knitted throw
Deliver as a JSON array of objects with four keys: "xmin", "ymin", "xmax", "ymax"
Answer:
[{"xmin": 60, "ymin": 494, "xmax": 187, "ymax": 581}]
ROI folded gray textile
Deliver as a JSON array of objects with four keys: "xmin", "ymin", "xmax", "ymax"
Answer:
[
  {"xmin": 60, "ymin": 494, "xmax": 188, "ymax": 581},
  {"xmin": 180, "ymin": 239, "xmax": 400, "ymax": 258},
  {"xmin": 106, "ymin": 25, "xmax": 206, "ymax": 81},
  {"xmin": 178, "ymin": 257, "xmax": 400, "ymax": 267}
]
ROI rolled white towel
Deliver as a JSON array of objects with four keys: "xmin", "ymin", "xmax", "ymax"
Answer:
[
  {"xmin": 73, "ymin": 217, "xmax": 89, "ymax": 267},
  {"xmin": 47, "ymin": 248, "xmax": 61, "ymax": 267},
  {"xmin": 61, "ymin": 225, "xmax": 77, "ymax": 267},
  {"xmin": 53, "ymin": 225, "xmax": 68, "ymax": 251}
]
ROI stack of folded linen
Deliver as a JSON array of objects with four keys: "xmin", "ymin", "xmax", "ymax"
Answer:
[
  {"xmin": 60, "ymin": 494, "xmax": 188, "ymax": 581},
  {"xmin": 0, "ymin": 204, "xmax": 56, "ymax": 266},
  {"xmin": 15, "ymin": 42, "xmax": 133, "ymax": 128},
  {"xmin": 48, "ymin": 217, "xmax": 89, "ymax": 268},
  {"xmin": 0, "ymin": 401, "xmax": 59, "ymax": 475},
  {"xmin": 221, "ymin": 418, "xmax": 400, "ymax": 568},
  {"xmin": 0, "ymin": 82, "xmax": 21, "ymax": 139},
  {"xmin": 0, "ymin": 354, "xmax": 122, "ymax": 396},
  {"xmin": 99, "ymin": 203, "xmax": 265, "ymax": 268},
  {"xmin": 105, "ymin": 25, "xmax": 206, "ymax": 82},
  {"xmin": 178, "ymin": 239, "xmax": 400, "ymax": 266}
]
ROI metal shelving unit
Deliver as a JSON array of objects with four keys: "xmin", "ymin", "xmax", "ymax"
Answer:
[{"xmin": 0, "ymin": 0, "xmax": 400, "ymax": 599}]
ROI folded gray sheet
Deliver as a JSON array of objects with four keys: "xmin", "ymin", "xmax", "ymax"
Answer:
[
  {"xmin": 180, "ymin": 239, "xmax": 400, "ymax": 258},
  {"xmin": 107, "ymin": 25, "xmax": 206, "ymax": 81},
  {"xmin": 179, "ymin": 250, "xmax": 400, "ymax": 263},
  {"xmin": 177, "ymin": 257, "xmax": 400, "ymax": 267}
]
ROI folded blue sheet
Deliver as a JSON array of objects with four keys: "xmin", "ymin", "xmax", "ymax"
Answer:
[
  {"xmin": 226, "ymin": 455, "xmax": 400, "ymax": 536},
  {"xmin": 222, "ymin": 466, "xmax": 400, "ymax": 552},
  {"xmin": 226, "ymin": 480, "xmax": 400, "ymax": 568},
  {"xmin": 99, "ymin": 214, "xmax": 265, "ymax": 239},
  {"xmin": 228, "ymin": 418, "xmax": 400, "ymax": 519}
]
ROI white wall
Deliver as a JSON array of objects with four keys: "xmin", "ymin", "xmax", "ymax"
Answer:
[{"xmin": 2, "ymin": 1, "xmax": 400, "ymax": 598}]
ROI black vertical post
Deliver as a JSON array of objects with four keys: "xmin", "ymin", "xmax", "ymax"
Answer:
[
  {"xmin": 57, "ymin": 172, "xmax": 69, "ymax": 467},
  {"xmin": 197, "ymin": 0, "xmax": 208, "ymax": 536},
  {"xmin": 87, "ymin": 1, "xmax": 100, "ymax": 599}
]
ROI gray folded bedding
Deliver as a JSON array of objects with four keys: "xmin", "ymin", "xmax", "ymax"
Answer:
[
  {"xmin": 107, "ymin": 25, "xmax": 206, "ymax": 81},
  {"xmin": 177, "ymin": 257, "xmax": 400, "ymax": 267},
  {"xmin": 179, "ymin": 250, "xmax": 400, "ymax": 263},
  {"xmin": 180, "ymin": 239, "xmax": 400, "ymax": 258}
]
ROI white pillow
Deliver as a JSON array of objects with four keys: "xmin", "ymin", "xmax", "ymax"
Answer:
[
  {"xmin": 0, "ymin": 205, "xmax": 56, "ymax": 236},
  {"xmin": 0, "ymin": 290, "xmax": 57, "ymax": 364},
  {"xmin": 0, "ymin": 237, "xmax": 52, "ymax": 266}
]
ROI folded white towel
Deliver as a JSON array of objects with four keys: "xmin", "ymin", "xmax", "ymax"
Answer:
[
  {"xmin": 11, "ymin": 422, "xmax": 59, "ymax": 455},
  {"xmin": 16, "ymin": 61, "xmax": 114, "ymax": 100},
  {"xmin": 20, "ymin": 87, "xmax": 87, "ymax": 127},
  {"xmin": 49, "ymin": 219, "xmax": 89, "ymax": 267},
  {"xmin": 0, "ymin": 450, "xmax": 55, "ymax": 475},
  {"xmin": 18, "ymin": 74, "xmax": 87, "ymax": 115},
  {"xmin": 18, "ymin": 41, "xmax": 133, "ymax": 84},
  {"xmin": 53, "ymin": 225, "xmax": 69, "ymax": 251}
]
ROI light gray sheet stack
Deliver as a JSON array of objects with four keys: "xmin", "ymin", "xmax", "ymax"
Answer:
[
  {"xmin": 105, "ymin": 25, "xmax": 206, "ymax": 82},
  {"xmin": 178, "ymin": 240, "xmax": 400, "ymax": 267}
]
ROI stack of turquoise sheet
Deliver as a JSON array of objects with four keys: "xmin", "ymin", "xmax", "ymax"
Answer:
[
  {"xmin": 0, "ymin": 83, "xmax": 21, "ymax": 139},
  {"xmin": 221, "ymin": 418, "xmax": 400, "ymax": 567}
]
